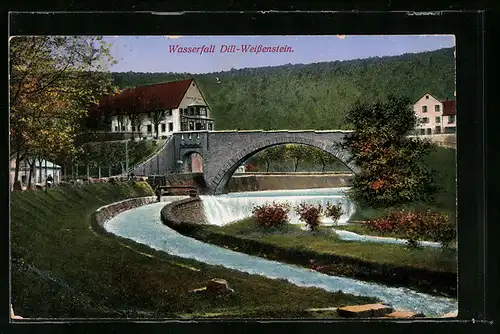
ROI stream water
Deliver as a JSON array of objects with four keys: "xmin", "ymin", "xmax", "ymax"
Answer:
[{"xmin": 103, "ymin": 197, "xmax": 457, "ymax": 317}]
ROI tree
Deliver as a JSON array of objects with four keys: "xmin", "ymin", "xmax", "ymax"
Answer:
[
  {"xmin": 340, "ymin": 95, "xmax": 439, "ymax": 208},
  {"xmin": 310, "ymin": 147, "xmax": 339, "ymax": 172},
  {"xmin": 9, "ymin": 36, "xmax": 116, "ymax": 189},
  {"xmin": 285, "ymin": 144, "xmax": 308, "ymax": 172}
]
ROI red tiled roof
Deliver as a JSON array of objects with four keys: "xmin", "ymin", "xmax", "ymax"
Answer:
[
  {"xmin": 89, "ymin": 79, "xmax": 194, "ymax": 117},
  {"xmin": 441, "ymin": 100, "xmax": 456, "ymax": 116}
]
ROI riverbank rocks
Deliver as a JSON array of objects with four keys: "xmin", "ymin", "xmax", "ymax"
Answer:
[
  {"xmin": 337, "ymin": 304, "xmax": 393, "ymax": 318},
  {"xmin": 385, "ymin": 311, "xmax": 425, "ymax": 318},
  {"xmin": 190, "ymin": 278, "xmax": 235, "ymax": 296},
  {"xmin": 440, "ymin": 311, "xmax": 457, "ymax": 318}
]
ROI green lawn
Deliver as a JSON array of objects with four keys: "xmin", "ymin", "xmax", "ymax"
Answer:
[
  {"xmin": 10, "ymin": 182, "xmax": 377, "ymax": 319},
  {"xmin": 127, "ymin": 139, "xmax": 166, "ymax": 168},
  {"xmin": 202, "ymin": 218, "xmax": 456, "ymax": 274}
]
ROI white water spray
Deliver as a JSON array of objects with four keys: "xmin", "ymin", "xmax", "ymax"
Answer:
[{"xmin": 200, "ymin": 187, "xmax": 356, "ymax": 226}]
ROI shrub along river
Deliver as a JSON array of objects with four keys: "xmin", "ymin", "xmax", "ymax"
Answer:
[{"xmin": 104, "ymin": 188, "xmax": 458, "ymax": 317}]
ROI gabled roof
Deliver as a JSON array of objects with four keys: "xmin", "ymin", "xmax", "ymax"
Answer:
[
  {"xmin": 89, "ymin": 79, "xmax": 195, "ymax": 117},
  {"xmin": 441, "ymin": 100, "xmax": 456, "ymax": 116},
  {"xmin": 413, "ymin": 93, "xmax": 442, "ymax": 104}
]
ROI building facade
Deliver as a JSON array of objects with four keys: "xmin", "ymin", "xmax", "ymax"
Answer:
[
  {"xmin": 413, "ymin": 93, "xmax": 456, "ymax": 135},
  {"xmin": 91, "ymin": 79, "xmax": 215, "ymax": 139}
]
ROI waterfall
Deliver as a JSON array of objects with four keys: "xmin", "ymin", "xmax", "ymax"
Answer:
[{"xmin": 200, "ymin": 187, "xmax": 356, "ymax": 226}]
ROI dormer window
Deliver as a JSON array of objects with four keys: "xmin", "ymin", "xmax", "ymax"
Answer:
[{"xmin": 426, "ymin": 95, "xmax": 429, "ymax": 99}]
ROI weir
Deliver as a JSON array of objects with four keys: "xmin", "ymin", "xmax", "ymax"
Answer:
[{"xmin": 200, "ymin": 187, "xmax": 356, "ymax": 226}]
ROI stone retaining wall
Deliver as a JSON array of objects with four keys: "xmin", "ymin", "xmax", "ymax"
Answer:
[
  {"xmin": 226, "ymin": 173, "xmax": 354, "ymax": 192},
  {"xmin": 160, "ymin": 198, "xmax": 208, "ymax": 234},
  {"xmin": 93, "ymin": 196, "xmax": 157, "ymax": 228}
]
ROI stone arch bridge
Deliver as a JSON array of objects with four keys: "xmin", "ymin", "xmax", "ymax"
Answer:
[{"xmin": 131, "ymin": 130, "xmax": 359, "ymax": 195}]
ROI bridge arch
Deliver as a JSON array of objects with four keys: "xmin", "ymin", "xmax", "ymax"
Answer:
[
  {"xmin": 208, "ymin": 135, "xmax": 359, "ymax": 195},
  {"xmin": 182, "ymin": 150, "xmax": 204, "ymax": 173}
]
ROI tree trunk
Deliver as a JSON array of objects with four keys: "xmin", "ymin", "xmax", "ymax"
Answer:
[
  {"xmin": 87, "ymin": 165, "xmax": 90, "ymax": 180},
  {"xmin": 27, "ymin": 157, "xmax": 36, "ymax": 189},
  {"xmin": 38, "ymin": 157, "xmax": 43, "ymax": 183},
  {"xmin": 265, "ymin": 161, "xmax": 270, "ymax": 173},
  {"xmin": 294, "ymin": 159, "xmax": 299, "ymax": 172},
  {"xmin": 321, "ymin": 162, "xmax": 326, "ymax": 173},
  {"xmin": 13, "ymin": 149, "xmax": 22, "ymax": 191},
  {"xmin": 108, "ymin": 166, "xmax": 111, "ymax": 177},
  {"xmin": 98, "ymin": 166, "xmax": 101, "ymax": 179},
  {"xmin": 76, "ymin": 165, "xmax": 79, "ymax": 180}
]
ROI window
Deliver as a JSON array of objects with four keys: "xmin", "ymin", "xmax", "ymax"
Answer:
[
  {"xmin": 422, "ymin": 106, "xmax": 428, "ymax": 113},
  {"xmin": 420, "ymin": 129, "xmax": 425, "ymax": 135},
  {"xmin": 448, "ymin": 115, "xmax": 456, "ymax": 124},
  {"xmin": 114, "ymin": 126, "xmax": 118, "ymax": 132},
  {"xmin": 181, "ymin": 123, "xmax": 188, "ymax": 131},
  {"xmin": 147, "ymin": 125, "xmax": 152, "ymax": 133},
  {"xmin": 435, "ymin": 126, "xmax": 441, "ymax": 134},
  {"xmin": 166, "ymin": 109, "xmax": 172, "ymax": 116},
  {"xmin": 435, "ymin": 116, "xmax": 441, "ymax": 123},
  {"xmin": 121, "ymin": 125, "xmax": 125, "ymax": 131},
  {"xmin": 168, "ymin": 122, "xmax": 173, "ymax": 131},
  {"xmin": 426, "ymin": 95, "xmax": 429, "ymax": 99},
  {"xmin": 161, "ymin": 123, "xmax": 166, "ymax": 132},
  {"xmin": 200, "ymin": 107, "xmax": 207, "ymax": 116},
  {"xmin": 208, "ymin": 123, "xmax": 213, "ymax": 131},
  {"xmin": 195, "ymin": 122, "xmax": 204, "ymax": 130},
  {"xmin": 435, "ymin": 105, "xmax": 441, "ymax": 112},
  {"xmin": 131, "ymin": 126, "xmax": 135, "ymax": 132},
  {"xmin": 426, "ymin": 128, "xmax": 432, "ymax": 135},
  {"xmin": 189, "ymin": 122, "xmax": 194, "ymax": 130},
  {"xmin": 422, "ymin": 117, "xmax": 429, "ymax": 124}
]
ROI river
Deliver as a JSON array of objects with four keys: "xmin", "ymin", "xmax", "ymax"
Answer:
[{"xmin": 103, "ymin": 192, "xmax": 457, "ymax": 317}]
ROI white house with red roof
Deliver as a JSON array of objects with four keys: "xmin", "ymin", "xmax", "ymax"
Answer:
[
  {"xmin": 90, "ymin": 78, "xmax": 215, "ymax": 139},
  {"xmin": 413, "ymin": 93, "xmax": 456, "ymax": 135}
]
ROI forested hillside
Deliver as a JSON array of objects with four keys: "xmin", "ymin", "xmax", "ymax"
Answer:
[{"xmin": 111, "ymin": 47, "xmax": 455, "ymax": 130}]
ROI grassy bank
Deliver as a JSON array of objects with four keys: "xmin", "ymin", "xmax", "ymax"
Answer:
[
  {"xmin": 180, "ymin": 217, "xmax": 456, "ymax": 297},
  {"xmin": 10, "ymin": 182, "xmax": 377, "ymax": 319}
]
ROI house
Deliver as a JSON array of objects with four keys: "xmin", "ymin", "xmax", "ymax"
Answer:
[
  {"xmin": 10, "ymin": 158, "xmax": 62, "ymax": 190},
  {"xmin": 89, "ymin": 78, "xmax": 215, "ymax": 139},
  {"xmin": 413, "ymin": 93, "xmax": 456, "ymax": 135}
]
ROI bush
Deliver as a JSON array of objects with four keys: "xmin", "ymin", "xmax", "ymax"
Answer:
[
  {"xmin": 325, "ymin": 203, "xmax": 344, "ymax": 225},
  {"xmin": 295, "ymin": 203, "xmax": 323, "ymax": 232},
  {"xmin": 252, "ymin": 202, "xmax": 290, "ymax": 229},
  {"xmin": 366, "ymin": 210, "xmax": 456, "ymax": 248}
]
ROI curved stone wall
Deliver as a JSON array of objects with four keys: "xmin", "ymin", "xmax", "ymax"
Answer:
[{"xmin": 93, "ymin": 196, "xmax": 157, "ymax": 228}]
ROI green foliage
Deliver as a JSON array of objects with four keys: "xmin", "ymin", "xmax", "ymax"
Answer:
[
  {"xmin": 9, "ymin": 36, "xmax": 116, "ymax": 167},
  {"xmin": 325, "ymin": 203, "xmax": 345, "ymax": 224},
  {"xmin": 110, "ymin": 48, "xmax": 455, "ymax": 131},
  {"xmin": 246, "ymin": 144, "xmax": 349, "ymax": 173},
  {"xmin": 366, "ymin": 210, "xmax": 456, "ymax": 249},
  {"xmin": 341, "ymin": 96, "xmax": 439, "ymax": 207}
]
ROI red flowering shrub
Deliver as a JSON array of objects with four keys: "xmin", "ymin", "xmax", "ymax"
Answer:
[
  {"xmin": 325, "ymin": 203, "xmax": 344, "ymax": 224},
  {"xmin": 295, "ymin": 203, "xmax": 323, "ymax": 232},
  {"xmin": 244, "ymin": 163, "xmax": 257, "ymax": 172},
  {"xmin": 252, "ymin": 202, "xmax": 291, "ymax": 229},
  {"xmin": 366, "ymin": 210, "xmax": 456, "ymax": 248}
]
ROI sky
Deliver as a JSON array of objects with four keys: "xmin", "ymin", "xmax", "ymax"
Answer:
[{"xmin": 103, "ymin": 35, "xmax": 455, "ymax": 74}]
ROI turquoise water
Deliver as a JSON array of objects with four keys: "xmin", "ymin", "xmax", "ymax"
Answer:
[{"xmin": 104, "ymin": 199, "xmax": 457, "ymax": 317}]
